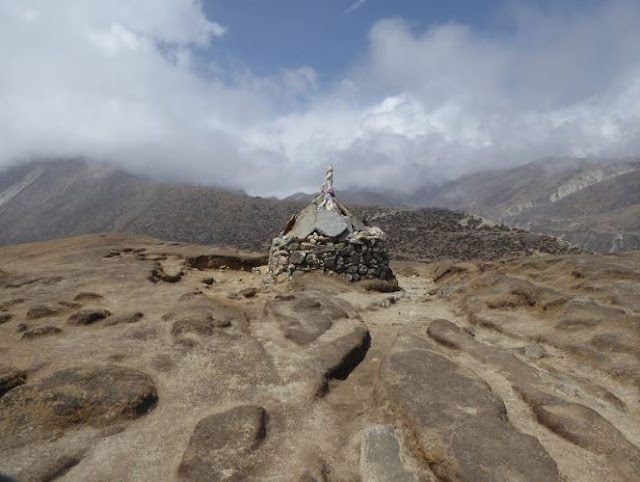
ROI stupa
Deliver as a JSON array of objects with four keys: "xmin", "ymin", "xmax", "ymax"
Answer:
[{"xmin": 268, "ymin": 165, "xmax": 395, "ymax": 282}]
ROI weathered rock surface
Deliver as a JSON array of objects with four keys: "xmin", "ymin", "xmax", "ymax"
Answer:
[
  {"xmin": 314, "ymin": 323, "xmax": 370, "ymax": 381},
  {"xmin": 20, "ymin": 325, "xmax": 62, "ymax": 340},
  {"xmin": 67, "ymin": 309, "xmax": 111, "ymax": 325},
  {"xmin": 26, "ymin": 304, "xmax": 62, "ymax": 319},
  {"xmin": 360, "ymin": 425, "xmax": 418, "ymax": 482},
  {"xmin": 288, "ymin": 203, "xmax": 317, "ymax": 239},
  {"xmin": 178, "ymin": 405, "xmax": 268, "ymax": 481},
  {"xmin": 315, "ymin": 210, "xmax": 349, "ymax": 237},
  {"xmin": 0, "ymin": 367, "xmax": 26, "ymax": 397},
  {"xmin": 165, "ymin": 298, "xmax": 248, "ymax": 340},
  {"xmin": 266, "ymin": 293, "xmax": 351, "ymax": 345},
  {"xmin": 104, "ymin": 311, "xmax": 144, "ymax": 326},
  {"xmin": 376, "ymin": 335, "xmax": 560, "ymax": 482},
  {"xmin": 73, "ymin": 292, "xmax": 103, "ymax": 301},
  {"xmin": 427, "ymin": 318, "xmax": 640, "ymax": 481},
  {"xmin": 0, "ymin": 366, "xmax": 157, "ymax": 449},
  {"xmin": 436, "ymin": 254, "xmax": 640, "ymax": 389},
  {"xmin": 1, "ymin": 234, "xmax": 638, "ymax": 481}
]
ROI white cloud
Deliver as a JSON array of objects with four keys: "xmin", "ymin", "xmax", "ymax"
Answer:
[
  {"xmin": 344, "ymin": 0, "xmax": 368, "ymax": 16},
  {"xmin": 1, "ymin": 0, "xmax": 640, "ymax": 196}
]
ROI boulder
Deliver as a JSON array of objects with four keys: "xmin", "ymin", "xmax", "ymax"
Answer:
[
  {"xmin": 427, "ymin": 319, "xmax": 640, "ymax": 480},
  {"xmin": 288, "ymin": 204, "xmax": 317, "ymax": 239},
  {"xmin": 167, "ymin": 300, "xmax": 247, "ymax": 340},
  {"xmin": 376, "ymin": 335, "xmax": 560, "ymax": 482},
  {"xmin": 315, "ymin": 324, "xmax": 370, "ymax": 381},
  {"xmin": 0, "ymin": 366, "xmax": 158, "ymax": 449},
  {"xmin": 178, "ymin": 405, "xmax": 268, "ymax": 481},
  {"xmin": 267, "ymin": 295, "xmax": 350, "ymax": 346}
]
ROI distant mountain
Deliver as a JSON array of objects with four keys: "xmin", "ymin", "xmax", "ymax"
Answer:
[
  {"xmin": 281, "ymin": 157, "xmax": 640, "ymax": 253},
  {"xmin": 284, "ymin": 188, "xmax": 413, "ymax": 207},
  {"xmin": 283, "ymin": 192, "xmax": 314, "ymax": 202},
  {"xmin": 0, "ymin": 159, "xmax": 580, "ymax": 261},
  {"xmin": 425, "ymin": 157, "xmax": 640, "ymax": 252}
]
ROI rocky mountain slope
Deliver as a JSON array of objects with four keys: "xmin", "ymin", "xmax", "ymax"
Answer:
[
  {"xmin": 0, "ymin": 159, "xmax": 581, "ymax": 261},
  {"xmin": 288, "ymin": 157, "xmax": 640, "ymax": 253},
  {"xmin": 1, "ymin": 234, "xmax": 638, "ymax": 481},
  {"xmin": 424, "ymin": 157, "xmax": 640, "ymax": 252}
]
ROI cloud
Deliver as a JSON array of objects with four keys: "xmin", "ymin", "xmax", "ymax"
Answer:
[
  {"xmin": 1, "ymin": 0, "xmax": 640, "ymax": 196},
  {"xmin": 344, "ymin": 0, "xmax": 368, "ymax": 16}
]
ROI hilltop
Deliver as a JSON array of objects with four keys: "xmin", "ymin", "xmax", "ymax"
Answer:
[{"xmin": 0, "ymin": 233, "xmax": 638, "ymax": 480}]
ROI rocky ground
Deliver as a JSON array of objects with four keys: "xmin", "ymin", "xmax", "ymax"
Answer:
[{"xmin": 1, "ymin": 234, "xmax": 638, "ymax": 481}]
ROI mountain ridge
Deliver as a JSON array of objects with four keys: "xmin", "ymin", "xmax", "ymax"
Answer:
[
  {"xmin": 0, "ymin": 159, "xmax": 582, "ymax": 261},
  {"xmin": 282, "ymin": 156, "xmax": 640, "ymax": 252}
]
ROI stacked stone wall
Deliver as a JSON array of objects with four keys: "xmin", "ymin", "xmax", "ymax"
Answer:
[{"xmin": 269, "ymin": 232, "xmax": 393, "ymax": 282}]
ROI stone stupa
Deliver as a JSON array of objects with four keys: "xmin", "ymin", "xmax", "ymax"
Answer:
[{"xmin": 268, "ymin": 165, "xmax": 395, "ymax": 283}]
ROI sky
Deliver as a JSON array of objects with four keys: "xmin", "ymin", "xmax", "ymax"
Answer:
[{"xmin": 1, "ymin": 0, "xmax": 640, "ymax": 196}]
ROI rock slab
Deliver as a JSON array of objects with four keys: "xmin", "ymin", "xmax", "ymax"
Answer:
[
  {"xmin": 375, "ymin": 335, "xmax": 560, "ymax": 482},
  {"xmin": 360, "ymin": 425, "xmax": 418, "ymax": 482},
  {"xmin": 178, "ymin": 405, "xmax": 268, "ymax": 481},
  {"xmin": 0, "ymin": 366, "xmax": 158, "ymax": 449}
]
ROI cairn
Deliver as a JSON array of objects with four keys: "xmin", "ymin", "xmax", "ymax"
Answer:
[{"xmin": 268, "ymin": 165, "xmax": 395, "ymax": 283}]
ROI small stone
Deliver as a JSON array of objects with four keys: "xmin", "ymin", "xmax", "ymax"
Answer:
[
  {"xmin": 201, "ymin": 277, "xmax": 215, "ymax": 285},
  {"xmin": 290, "ymin": 250, "xmax": 307, "ymax": 264},
  {"xmin": 0, "ymin": 368, "xmax": 27, "ymax": 396},
  {"xmin": 275, "ymin": 294, "xmax": 295, "ymax": 301},
  {"xmin": 104, "ymin": 312, "xmax": 144, "ymax": 326},
  {"xmin": 67, "ymin": 309, "xmax": 111, "ymax": 325},
  {"xmin": 26, "ymin": 305, "xmax": 61, "ymax": 319},
  {"xmin": 524, "ymin": 344, "xmax": 546, "ymax": 360},
  {"xmin": 324, "ymin": 256, "xmax": 337, "ymax": 268},
  {"xmin": 21, "ymin": 326, "xmax": 62, "ymax": 340},
  {"xmin": 239, "ymin": 287, "xmax": 258, "ymax": 298},
  {"xmin": 0, "ymin": 313, "xmax": 13, "ymax": 324}
]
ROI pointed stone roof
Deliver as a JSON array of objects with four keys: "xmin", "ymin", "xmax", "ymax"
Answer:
[{"xmin": 280, "ymin": 165, "xmax": 380, "ymax": 241}]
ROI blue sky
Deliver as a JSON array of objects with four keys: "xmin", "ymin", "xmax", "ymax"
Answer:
[
  {"xmin": 1, "ymin": 0, "xmax": 639, "ymax": 195},
  {"xmin": 202, "ymin": 0, "xmax": 505, "ymax": 79}
]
